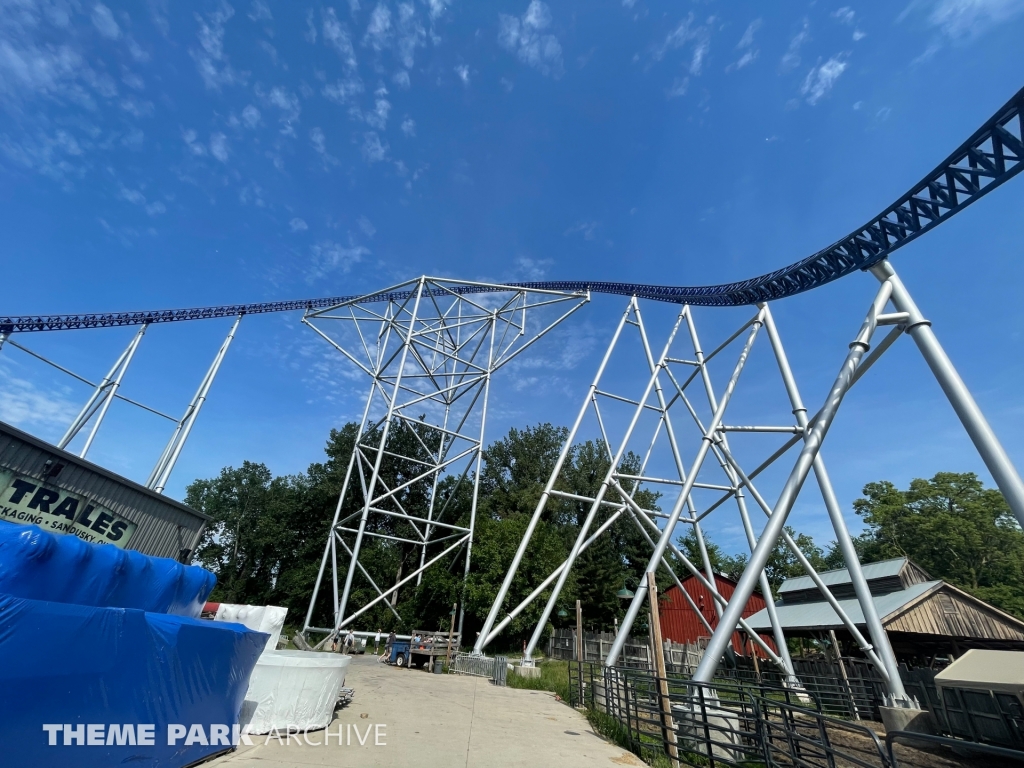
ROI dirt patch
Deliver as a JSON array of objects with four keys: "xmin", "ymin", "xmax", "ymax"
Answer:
[{"xmin": 826, "ymin": 720, "xmax": 1010, "ymax": 768}]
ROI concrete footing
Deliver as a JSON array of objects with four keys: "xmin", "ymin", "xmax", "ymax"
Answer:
[
  {"xmin": 514, "ymin": 665, "xmax": 541, "ymax": 679},
  {"xmin": 880, "ymin": 705, "xmax": 937, "ymax": 749}
]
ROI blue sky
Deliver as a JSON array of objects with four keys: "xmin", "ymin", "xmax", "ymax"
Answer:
[{"xmin": 2, "ymin": 0, "xmax": 1024, "ymax": 555}]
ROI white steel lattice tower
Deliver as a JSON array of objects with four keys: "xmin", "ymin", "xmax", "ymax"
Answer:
[{"xmin": 301, "ymin": 277, "xmax": 588, "ymax": 641}]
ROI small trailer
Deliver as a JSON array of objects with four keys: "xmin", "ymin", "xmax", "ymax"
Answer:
[{"xmin": 387, "ymin": 629, "xmax": 460, "ymax": 670}]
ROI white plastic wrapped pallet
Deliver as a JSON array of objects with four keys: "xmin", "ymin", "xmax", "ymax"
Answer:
[
  {"xmin": 214, "ymin": 604, "xmax": 288, "ymax": 650},
  {"xmin": 239, "ymin": 650, "xmax": 352, "ymax": 734}
]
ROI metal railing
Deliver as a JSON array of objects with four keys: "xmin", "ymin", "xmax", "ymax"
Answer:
[
  {"xmin": 448, "ymin": 652, "xmax": 509, "ymax": 686},
  {"xmin": 570, "ymin": 661, "xmax": 899, "ymax": 767}
]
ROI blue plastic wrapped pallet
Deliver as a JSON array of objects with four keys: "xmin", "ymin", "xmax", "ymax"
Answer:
[
  {"xmin": 0, "ymin": 523, "xmax": 268, "ymax": 768},
  {"xmin": 0, "ymin": 522, "xmax": 216, "ymax": 617}
]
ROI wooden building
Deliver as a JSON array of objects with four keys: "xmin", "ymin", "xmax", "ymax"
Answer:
[
  {"xmin": 659, "ymin": 572, "xmax": 778, "ymax": 657},
  {"xmin": 745, "ymin": 557, "xmax": 1024, "ymax": 662}
]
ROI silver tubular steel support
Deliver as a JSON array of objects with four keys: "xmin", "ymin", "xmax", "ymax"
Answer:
[
  {"xmin": 716, "ymin": 443, "xmax": 889, "ymax": 679},
  {"xmin": 302, "ymin": 381, "xmax": 376, "ymax": 635},
  {"xmin": 524, "ymin": 304, "xmax": 689, "ymax": 661},
  {"xmin": 78, "ymin": 323, "xmax": 148, "ymax": 459},
  {"xmin": 336, "ymin": 282, "xmax": 426, "ymax": 630},
  {"xmin": 417, "ymin": 405, "xmax": 451, "ymax": 587},
  {"xmin": 0, "ymin": 331, "xmax": 7, "ymax": 352},
  {"xmin": 684, "ymin": 309, "xmax": 793, "ymax": 673},
  {"xmin": 691, "ymin": 280, "xmax": 893, "ymax": 684},
  {"xmin": 306, "ymin": 279, "xmax": 587, "ymax": 640},
  {"xmin": 458, "ymin": 316, "xmax": 496, "ymax": 641},
  {"xmin": 335, "ymin": 535, "xmax": 471, "ymax": 631},
  {"xmin": 683, "ymin": 310, "xmax": 730, "ymax": 620},
  {"xmin": 760, "ymin": 304, "xmax": 902, "ymax": 694},
  {"xmin": 621, "ymin": 493, "xmax": 787, "ymax": 669},
  {"xmin": 150, "ymin": 314, "xmax": 241, "ymax": 494},
  {"xmin": 482, "ymin": 507, "xmax": 629, "ymax": 647},
  {"xmin": 335, "ymin": 532, "xmax": 402, "ymax": 622},
  {"xmin": 606, "ymin": 309, "xmax": 766, "ymax": 667},
  {"xmin": 871, "ymin": 259, "xmax": 1024, "ymax": 532},
  {"xmin": 473, "ymin": 299, "xmax": 634, "ymax": 653},
  {"xmin": 729, "ymin": 475, "xmax": 796, "ymax": 680},
  {"xmin": 60, "ymin": 323, "xmax": 148, "ymax": 454}
]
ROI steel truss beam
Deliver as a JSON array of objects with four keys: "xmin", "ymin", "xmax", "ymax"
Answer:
[
  {"xmin": 480, "ymin": 291, "xmax": 924, "ymax": 700},
  {"xmin": 301, "ymin": 278, "xmax": 588, "ymax": 640},
  {"xmin": 2, "ymin": 86, "xmax": 1020, "ymax": 333}
]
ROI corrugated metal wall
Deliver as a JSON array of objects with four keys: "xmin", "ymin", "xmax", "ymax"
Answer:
[
  {"xmin": 0, "ymin": 422, "xmax": 207, "ymax": 560},
  {"xmin": 659, "ymin": 573, "xmax": 777, "ymax": 657}
]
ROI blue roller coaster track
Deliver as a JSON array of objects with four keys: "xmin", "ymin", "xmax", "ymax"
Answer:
[{"xmin": 3, "ymin": 85, "xmax": 1022, "ymax": 334}]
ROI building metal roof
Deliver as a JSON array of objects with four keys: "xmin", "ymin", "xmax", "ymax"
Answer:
[
  {"xmin": 0, "ymin": 419, "xmax": 208, "ymax": 560},
  {"xmin": 934, "ymin": 649, "xmax": 1024, "ymax": 694},
  {"xmin": 745, "ymin": 581, "xmax": 941, "ymax": 632},
  {"xmin": 778, "ymin": 557, "xmax": 912, "ymax": 594}
]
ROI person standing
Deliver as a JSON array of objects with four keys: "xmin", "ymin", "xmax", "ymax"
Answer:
[
  {"xmin": 385, "ymin": 630, "xmax": 396, "ymax": 659},
  {"xmin": 374, "ymin": 628, "xmax": 382, "ymax": 654},
  {"xmin": 344, "ymin": 629, "xmax": 355, "ymax": 653}
]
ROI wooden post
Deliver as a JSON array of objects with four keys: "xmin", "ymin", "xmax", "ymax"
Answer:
[
  {"xmin": 747, "ymin": 633, "xmax": 761, "ymax": 679},
  {"xmin": 648, "ymin": 572, "xmax": 680, "ymax": 768},
  {"xmin": 828, "ymin": 629, "xmax": 859, "ymax": 721},
  {"xmin": 445, "ymin": 602, "xmax": 457, "ymax": 666}
]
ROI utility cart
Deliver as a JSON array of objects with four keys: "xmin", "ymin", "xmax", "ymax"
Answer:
[{"xmin": 387, "ymin": 629, "xmax": 460, "ymax": 670}]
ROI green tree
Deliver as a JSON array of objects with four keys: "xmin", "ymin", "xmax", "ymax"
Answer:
[
  {"xmin": 187, "ymin": 461, "xmax": 293, "ymax": 606},
  {"xmin": 853, "ymin": 472, "xmax": 1024, "ymax": 617},
  {"xmin": 722, "ymin": 527, "xmax": 826, "ymax": 597}
]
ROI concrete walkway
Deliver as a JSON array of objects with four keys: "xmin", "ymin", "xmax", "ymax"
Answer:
[{"xmin": 209, "ymin": 655, "xmax": 644, "ymax": 767}]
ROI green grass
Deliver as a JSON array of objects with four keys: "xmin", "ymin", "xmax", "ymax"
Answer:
[{"xmin": 505, "ymin": 659, "xmax": 571, "ymax": 701}]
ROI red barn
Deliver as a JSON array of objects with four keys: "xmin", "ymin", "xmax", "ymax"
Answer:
[{"xmin": 658, "ymin": 573, "xmax": 777, "ymax": 657}]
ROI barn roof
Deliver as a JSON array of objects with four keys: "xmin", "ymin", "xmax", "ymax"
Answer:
[
  {"xmin": 746, "ymin": 578, "xmax": 1024, "ymax": 642},
  {"xmin": 778, "ymin": 557, "xmax": 923, "ymax": 594},
  {"xmin": 745, "ymin": 580, "xmax": 940, "ymax": 632}
]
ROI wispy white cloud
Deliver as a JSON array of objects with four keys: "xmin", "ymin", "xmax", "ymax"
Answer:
[
  {"xmin": 191, "ymin": 2, "xmax": 243, "ymax": 90},
  {"xmin": 392, "ymin": 69, "xmax": 410, "ymax": 89},
  {"xmin": 361, "ymin": 131, "xmax": 388, "ymax": 163},
  {"xmin": 780, "ymin": 18, "xmax": 810, "ymax": 72},
  {"xmin": 91, "ymin": 4, "xmax": 122, "ymax": 40},
  {"xmin": 832, "ymin": 7, "xmax": 855, "ymax": 25},
  {"xmin": 1, "ymin": 130, "xmax": 88, "ymax": 185},
  {"xmin": 209, "ymin": 131, "xmax": 229, "ymax": 162},
  {"xmin": 801, "ymin": 54, "xmax": 848, "ymax": 105},
  {"xmin": 323, "ymin": 7, "xmax": 357, "ymax": 69},
  {"xmin": 498, "ymin": 1, "xmax": 564, "ymax": 78},
  {"xmin": 564, "ymin": 220, "xmax": 599, "ymax": 240},
  {"xmin": 650, "ymin": 13, "xmax": 714, "ymax": 81},
  {"xmin": 357, "ymin": 215, "xmax": 375, "ymax": 238},
  {"xmin": 309, "ymin": 126, "xmax": 339, "ymax": 165},
  {"xmin": 832, "ymin": 6, "xmax": 866, "ymax": 40},
  {"xmin": 395, "ymin": 2, "xmax": 425, "ymax": 68},
  {"xmin": 454, "ymin": 64, "xmax": 469, "ymax": 85},
  {"xmin": 309, "ymin": 238, "xmax": 370, "ymax": 278},
  {"xmin": 305, "ymin": 8, "xmax": 318, "ymax": 42},
  {"xmin": 401, "ymin": 117, "xmax": 415, "ymax": 136},
  {"xmin": 920, "ymin": 0, "xmax": 1024, "ymax": 40},
  {"xmin": 666, "ymin": 77, "xmax": 688, "ymax": 98},
  {"xmin": 290, "ymin": 217, "xmax": 308, "ymax": 232},
  {"xmin": 248, "ymin": 0, "xmax": 272, "ymax": 22},
  {"xmin": 241, "ymin": 104, "xmax": 261, "ymax": 128},
  {"xmin": 364, "ymin": 3, "xmax": 392, "ymax": 50},
  {"xmin": 322, "ymin": 75, "xmax": 364, "ymax": 104},
  {"xmin": 117, "ymin": 183, "xmax": 145, "ymax": 205},
  {"xmin": 182, "ymin": 128, "xmax": 206, "ymax": 156},
  {"xmin": 0, "ymin": 366, "xmax": 79, "ymax": 432},
  {"xmin": 726, "ymin": 19, "xmax": 760, "ymax": 72},
  {"xmin": 261, "ymin": 84, "xmax": 301, "ymax": 135}
]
